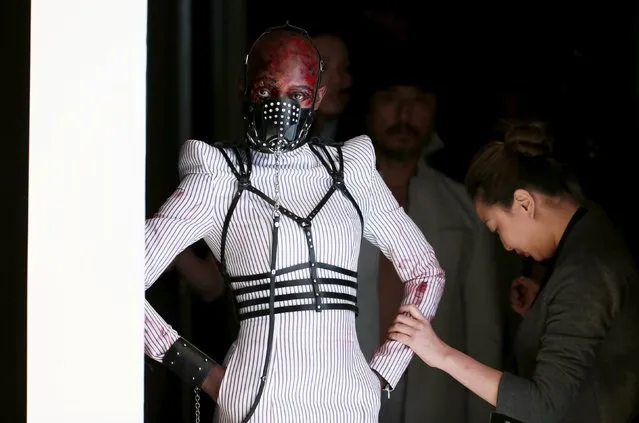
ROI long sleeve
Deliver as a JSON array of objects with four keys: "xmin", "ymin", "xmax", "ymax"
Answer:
[
  {"xmin": 361, "ymin": 144, "xmax": 446, "ymax": 389},
  {"xmin": 464, "ymin": 223, "xmax": 503, "ymax": 422},
  {"xmin": 495, "ymin": 261, "xmax": 616, "ymax": 423},
  {"xmin": 144, "ymin": 140, "xmax": 219, "ymax": 361}
]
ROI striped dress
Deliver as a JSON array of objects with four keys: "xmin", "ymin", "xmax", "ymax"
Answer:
[{"xmin": 143, "ymin": 135, "xmax": 445, "ymax": 422}]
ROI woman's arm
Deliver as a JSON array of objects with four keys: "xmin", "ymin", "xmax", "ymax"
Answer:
[
  {"xmin": 389, "ymin": 304, "xmax": 502, "ymax": 405},
  {"xmin": 390, "ymin": 260, "xmax": 617, "ymax": 423}
]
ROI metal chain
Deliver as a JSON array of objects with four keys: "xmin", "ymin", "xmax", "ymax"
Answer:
[
  {"xmin": 273, "ymin": 146, "xmax": 282, "ymax": 219},
  {"xmin": 194, "ymin": 387, "xmax": 201, "ymax": 423}
]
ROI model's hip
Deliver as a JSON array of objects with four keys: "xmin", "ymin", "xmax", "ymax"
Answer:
[{"xmin": 215, "ymin": 310, "xmax": 380, "ymax": 422}]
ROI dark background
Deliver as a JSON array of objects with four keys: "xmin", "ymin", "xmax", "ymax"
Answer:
[{"xmin": 2, "ymin": 0, "xmax": 637, "ymax": 421}]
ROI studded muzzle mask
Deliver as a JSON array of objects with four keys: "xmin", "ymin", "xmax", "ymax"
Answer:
[{"xmin": 245, "ymin": 96, "xmax": 314, "ymax": 154}]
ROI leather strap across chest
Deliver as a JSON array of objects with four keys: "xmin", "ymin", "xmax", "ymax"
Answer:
[
  {"xmin": 216, "ymin": 143, "xmax": 363, "ymax": 319},
  {"xmin": 213, "ymin": 142, "xmax": 363, "ymax": 422}
]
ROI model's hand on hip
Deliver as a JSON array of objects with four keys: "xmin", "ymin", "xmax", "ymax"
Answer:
[
  {"xmin": 201, "ymin": 364, "xmax": 226, "ymax": 401},
  {"xmin": 387, "ymin": 304, "xmax": 450, "ymax": 369},
  {"xmin": 371, "ymin": 369, "xmax": 388, "ymax": 390}
]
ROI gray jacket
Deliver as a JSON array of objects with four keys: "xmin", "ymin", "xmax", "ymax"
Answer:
[{"xmin": 496, "ymin": 208, "xmax": 639, "ymax": 423}]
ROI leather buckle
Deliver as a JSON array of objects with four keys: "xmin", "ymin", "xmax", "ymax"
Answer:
[
  {"xmin": 237, "ymin": 175, "xmax": 251, "ymax": 189},
  {"xmin": 332, "ymin": 172, "xmax": 344, "ymax": 186}
]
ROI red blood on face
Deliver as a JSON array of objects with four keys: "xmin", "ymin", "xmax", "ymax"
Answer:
[{"xmin": 247, "ymin": 30, "xmax": 321, "ymax": 108}]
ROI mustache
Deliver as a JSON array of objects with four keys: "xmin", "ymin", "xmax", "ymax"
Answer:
[{"xmin": 386, "ymin": 122, "xmax": 419, "ymax": 137}]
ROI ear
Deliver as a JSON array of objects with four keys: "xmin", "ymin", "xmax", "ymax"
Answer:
[
  {"xmin": 314, "ymin": 85, "xmax": 328, "ymax": 111},
  {"xmin": 513, "ymin": 189, "xmax": 535, "ymax": 218}
]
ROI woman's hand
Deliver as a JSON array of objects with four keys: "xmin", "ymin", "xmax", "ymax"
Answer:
[
  {"xmin": 510, "ymin": 276, "xmax": 540, "ymax": 316},
  {"xmin": 390, "ymin": 305, "xmax": 503, "ymax": 408},
  {"xmin": 387, "ymin": 304, "xmax": 450, "ymax": 369}
]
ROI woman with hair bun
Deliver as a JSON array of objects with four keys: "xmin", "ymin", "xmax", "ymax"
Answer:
[{"xmin": 387, "ymin": 122, "xmax": 639, "ymax": 422}]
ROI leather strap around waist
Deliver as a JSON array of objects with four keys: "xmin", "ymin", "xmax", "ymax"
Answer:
[
  {"xmin": 233, "ymin": 277, "xmax": 359, "ymax": 321},
  {"xmin": 239, "ymin": 303, "xmax": 358, "ymax": 321}
]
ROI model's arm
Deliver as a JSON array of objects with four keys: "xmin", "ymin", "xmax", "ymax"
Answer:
[
  {"xmin": 144, "ymin": 140, "xmax": 224, "ymax": 398},
  {"xmin": 172, "ymin": 247, "xmax": 226, "ymax": 302},
  {"xmin": 356, "ymin": 138, "xmax": 446, "ymax": 391},
  {"xmin": 390, "ymin": 261, "xmax": 616, "ymax": 423}
]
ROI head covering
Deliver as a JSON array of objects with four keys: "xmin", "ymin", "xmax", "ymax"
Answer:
[{"xmin": 243, "ymin": 22, "xmax": 324, "ymax": 153}]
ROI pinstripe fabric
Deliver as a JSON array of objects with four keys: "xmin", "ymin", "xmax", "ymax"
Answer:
[{"xmin": 143, "ymin": 135, "xmax": 445, "ymax": 422}]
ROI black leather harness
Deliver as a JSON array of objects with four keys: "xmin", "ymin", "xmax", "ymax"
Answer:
[{"xmin": 214, "ymin": 142, "xmax": 363, "ymax": 422}]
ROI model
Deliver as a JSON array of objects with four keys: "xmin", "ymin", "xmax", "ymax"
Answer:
[{"xmin": 144, "ymin": 23, "xmax": 445, "ymax": 423}]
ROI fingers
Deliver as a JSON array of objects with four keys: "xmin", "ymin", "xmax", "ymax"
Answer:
[
  {"xmin": 510, "ymin": 287, "xmax": 523, "ymax": 306},
  {"xmin": 510, "ymin": 277, "xmax": 527, "ymax": 305},
  {"xmin": 511, "ymin": 278, "xmax": 526, "ymax": 297},
  {"xmin": 388, "ymin": 321, "xmax": 416, "ymax": 337},
  {"xmin": 387, "ymin": 332, "xmax": 411, "ymax": 346},
  {"xmin": 393, "ymin": 313, "xmax": 421, "ymax": 328},
  {"xmin": 398, "ymin": 304, "xmax": 426, "ymax": 320},
  {"xmin": 511, "ymin": 276, "xmax": 526, "ymax": 288},
  {"xmin": 514, "ymin": 276, "xmax": 539, "ymax": 291}
]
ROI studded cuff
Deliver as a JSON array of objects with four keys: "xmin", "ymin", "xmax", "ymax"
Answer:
[{"xmin": 162, "ymin": 337, "xmax": 216, "ymax": 387}]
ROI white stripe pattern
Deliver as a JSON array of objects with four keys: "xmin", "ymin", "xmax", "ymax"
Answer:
[{"xmin": 143, "ymin": 135, "xmax": 445, "ymax": 422}]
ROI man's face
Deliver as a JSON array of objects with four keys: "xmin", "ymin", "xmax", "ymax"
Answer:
[
  {"xmin": 247, "ymin": 31, "xmax": 326, "ymax": 110},
  {"xmin": 368, "ymin": 85, "xmax": 436, "ymax": 160},
  {"xmin": 312, "ymin": 35, "xmax": 352, "ymax": 117}
]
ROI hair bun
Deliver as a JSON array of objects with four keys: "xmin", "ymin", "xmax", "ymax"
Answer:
[{"xmin": 500, "ymin": 120, "xmax": 553, "ymax": 157}]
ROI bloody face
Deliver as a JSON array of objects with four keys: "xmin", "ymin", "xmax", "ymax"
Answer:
[
  {"xmin": 244, "ymin": 29, "xmax": 324, "ymax": 153},
  {"xmin": 247, "ymin": 31, "xmax": 321, "ymax": 109}
]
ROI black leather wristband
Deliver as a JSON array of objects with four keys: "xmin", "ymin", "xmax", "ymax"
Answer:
[{"xmin": 162, "ymin": 337, "xmax": 216, "ymax": 387}]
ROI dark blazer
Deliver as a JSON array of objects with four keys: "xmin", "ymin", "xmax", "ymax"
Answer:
[{"xmin": 495, "ymin": 207, "xmax": 639, "ymax": 423}]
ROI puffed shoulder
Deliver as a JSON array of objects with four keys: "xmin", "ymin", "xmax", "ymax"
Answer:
[
  {"xmin": 177, "ymin": 139, "xmax": 226, "ymax": 178},
  {"xmin": 339, "ymin": 134, "xmax": 377, "ymax": 170}
]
